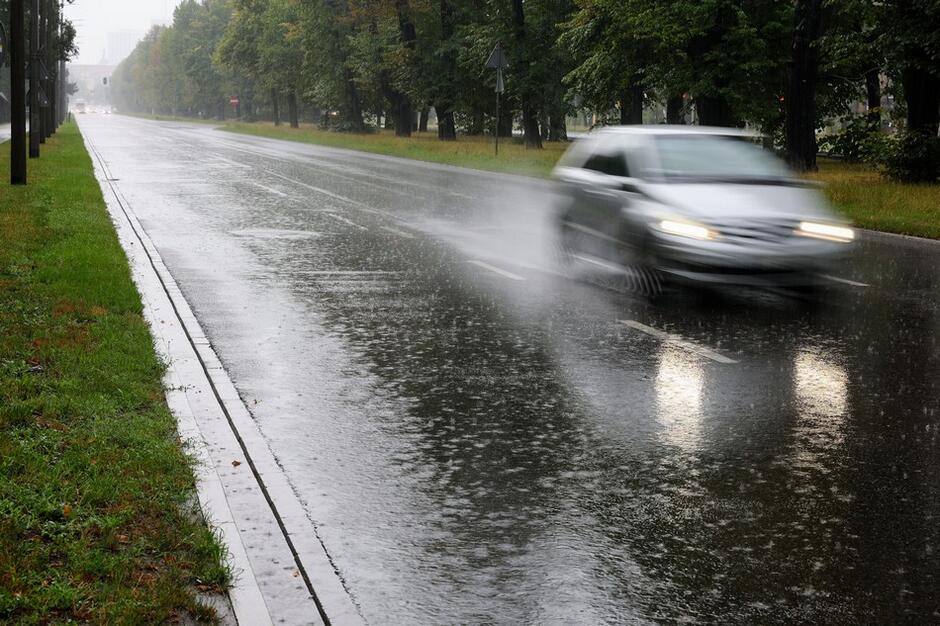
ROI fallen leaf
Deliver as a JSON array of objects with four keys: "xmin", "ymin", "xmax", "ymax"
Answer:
[
  {"xmin": 232, "ymin": 460, "xmax": 242, "ymax": 467},
  {"xmin": 62, "ymin": 504, "xmax": 73, "ymax": 518}
]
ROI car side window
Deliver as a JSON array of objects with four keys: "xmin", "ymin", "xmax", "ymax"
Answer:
[{"xmin": 584, "ymin": 150, "xmax": 630, "ymax": 178}]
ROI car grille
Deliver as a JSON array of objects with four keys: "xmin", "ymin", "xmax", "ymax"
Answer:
[{"xmin": 713, "ymin": 220, "xmax": 798, "ymax": 244}]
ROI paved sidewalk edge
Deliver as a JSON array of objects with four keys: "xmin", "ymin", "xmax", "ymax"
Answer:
[
  {"xmin": 81, "ymin": 126, "xmax": 366, "ymax": 626},
  {"xmin": 82, "ymin": 132, "xmax": 275, "ymax": 626}
]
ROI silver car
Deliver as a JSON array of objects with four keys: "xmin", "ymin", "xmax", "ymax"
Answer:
[{"xmin": 553, "ymin": 126, "xmax": 855, "ymax": 288}]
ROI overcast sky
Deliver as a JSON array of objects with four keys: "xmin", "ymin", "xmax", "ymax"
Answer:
[{"xmin": 65, "ymin": 0, "xmax": 183, "ymax": 65}]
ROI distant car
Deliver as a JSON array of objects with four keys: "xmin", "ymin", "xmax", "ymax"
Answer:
[{"xmin": 553, "ymin": 126, "xmax": 855, "ymax": 288}]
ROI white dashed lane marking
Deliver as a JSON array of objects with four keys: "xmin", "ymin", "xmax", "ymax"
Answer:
[
  {"xmin": 619, "ymin": 320, "xmax": 738, "ymax": 364},
  {"xmin": 468, "ymin": 260, "xmax": 526, "ymax": 281},
  {"xmin": 380, "ymin": 226, "xmax": 416, "ymax": 239},
  {"xmin": 249, "ymin": 181, "xmax": 289, "ymax": 197},
  {"xmin": 822, "ymin": 275, "xmax": 870, "ymax": 288},
  {"xmin": 324, "ymin": 213, "xmax": 368, "ymax": 231}
]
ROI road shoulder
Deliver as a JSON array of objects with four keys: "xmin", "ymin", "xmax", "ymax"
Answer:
[{"xmin": 82, "ymin": 125, "xmax": 364, "ymax": 626}]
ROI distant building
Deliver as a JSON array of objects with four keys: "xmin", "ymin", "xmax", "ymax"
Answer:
[{"xmin": 104, "ymin": 30, "xmax": 144, "ymax": 66}]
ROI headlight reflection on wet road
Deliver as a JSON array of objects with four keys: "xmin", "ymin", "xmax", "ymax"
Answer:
[{"xmin": 655, "ymin": 344, "xmax": 706, "ymax": 453}]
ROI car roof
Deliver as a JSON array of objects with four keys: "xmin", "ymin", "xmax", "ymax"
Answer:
[{"xmin": 589, "ymin": 125, "xmax": 760, "ymax": 138}]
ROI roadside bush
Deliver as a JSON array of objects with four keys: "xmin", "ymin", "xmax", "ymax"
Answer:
[
  {"xmin": 879, "ymin": 130, "xmax": 940, "ymax": 183},
  {"xmin": 818, "ymin": 114, "xmax": 884, "ymax": 162}
]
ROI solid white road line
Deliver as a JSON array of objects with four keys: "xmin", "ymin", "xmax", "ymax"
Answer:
[
  {"xmin": 324, "ymin": 213, "xmax": 368, "ymax": 230},
  {"xmin": 468, "ymin": 260, "xmax": 527, "ymax": 281},
  {"xmin": 619, "ymin": 320, "xmax": 738, "ymax": 364},
  {"xmin": 822, "ymin": 274, "xmax": 870, "ymax": 288},
  {"xmin": 249, "ymin": 181, "xmax": 289, "ymax": 197}
]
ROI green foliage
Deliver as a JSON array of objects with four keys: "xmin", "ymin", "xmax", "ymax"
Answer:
[
  {"xmin": 818, "ymin": 114, "xmax": 885, "ymax": 162},
  {"xmin": 878, "ymin": 130, "xmax": 940, "ymax": 184},
  {"xmin": 109, "ymin": 0, "xmax": 938, "ymax": 151}
]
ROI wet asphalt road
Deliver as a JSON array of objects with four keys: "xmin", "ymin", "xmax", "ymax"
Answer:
[{"xmin": 80, "ymin": 115, "xmax": 939, "ymax": 624}]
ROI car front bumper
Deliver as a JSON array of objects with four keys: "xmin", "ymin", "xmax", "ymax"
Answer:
[{"xmin": 651, "ymin": 232, "xmax": 851, "ymax": 286}]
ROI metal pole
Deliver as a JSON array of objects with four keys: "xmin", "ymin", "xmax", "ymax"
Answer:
[
  {"xmin": 45, "ymin": 0, "xmax": 54, "ymax": 135},
  {"xmin": 29, "ymin": 0, "xmax": 40, "ymax": 156},
  {"xmin": 495, "ymin": 91, "xmax": 500, "ymax": 157},
  {"xmin": 11, "ymin": 0, "xmax": 27, "ymax": 183},
  {"xmin": 38, "ymin": 0, "xmax": 47, "ymax": 143},
  {"xmin": 45, "ymin": 0, "xmax": 54, "ymax": 137}
]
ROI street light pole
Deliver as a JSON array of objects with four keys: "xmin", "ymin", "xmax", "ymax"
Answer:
[
  {"xmin": 29, "ymin": 0, "xmax": 41, "ymax": 157},
  {"xmin": 11, "ymin": 0, "xmax": 27, "ymax": 183}
]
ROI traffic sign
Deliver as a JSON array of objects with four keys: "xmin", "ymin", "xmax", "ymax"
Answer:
[
  {"xmin": 28, "ymin": 86, "xmax": 49, "ymax": 108},
  {"xmin": 485, "ymin": 43, "xmax": 509, "ymax": 70},
  {"xmin": 230, "ymin": 96, "xmax": 240, "ymax": 106}
]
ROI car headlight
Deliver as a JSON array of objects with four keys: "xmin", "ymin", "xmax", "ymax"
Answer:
[
  {"xmin": 659, "ymin": 219, "xmax": 717, "ymax": 241},
  {"xmin": 797, "ymin": 221, "xmax": 855, "ymax": 243}
]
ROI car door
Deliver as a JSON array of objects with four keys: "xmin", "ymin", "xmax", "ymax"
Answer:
[{"xmin": 580, "ymin": 138, "xmax": 635, "ymax": 261}]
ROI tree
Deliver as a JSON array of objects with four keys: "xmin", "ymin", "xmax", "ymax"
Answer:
[{"xmin": 785, "ymin": 0, "xmax": 827, "ymax": 171}]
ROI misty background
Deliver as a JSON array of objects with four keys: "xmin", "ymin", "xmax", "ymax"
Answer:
[{"xmin": 65, "ymin": 0, "xmax": 181, "ymax": 65}]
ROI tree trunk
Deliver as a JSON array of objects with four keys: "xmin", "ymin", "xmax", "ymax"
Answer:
[
  {"xmin": 392, "ymin": 94, "xmax": 412, "ymax": 137},
  {"xmin": 696, "ymin": 95, "xmax": 734, "ymax": 127},
  {"xmin": 902, "ymin": 63, "xmax": 940, "ymax": 136},
  {"xmin": 436, "ymin": 0, "xmax": 458, "ymax": 141},
  {"xmin": 865, "ymin": 68, "xmax": 881, "ymax": 127},
  {"xmin": 288, "ymin": 90, "xmax": 299, "ymax": 128},
  {"xmin": 619, "ymin": 84, "xmax": 643, "ymax": 124},
  {"xmin": 511, "ymin": 0, "xmax": 542, "ymax": 148},
  {"xmin": 666, "ymin": 95, "xmax": 684, "ymax": 124},
  {"xmin": 419, "ymin": 106, "xmax": 429, "ymax": 132},
  {"xmin": 497, "ymin": 93, "xmax": 514, "ymax": 137},
  {"xmin": 469, "ymin": 108, "xmax": 485, "ymax": 136},
  {"xmin": 438, "ymin": 108, "xmax": 456, "ymax": 140},
  {"xmin": 784, "ymin": 0, "xmax": 825, "ymax": 171},
  {"xmin": 393, "ymin": 0, "xmax": 416, "ymax": 137},
  {"xmin": 548, "ymin": 110, "xmax": 567, "ymax": 142},
  {"xmin": 343, "ymin": 70, "xmax": 366, "ymax": 132},
  {"xmin": 272, "ymin": 88, "xmax": 281, "ymax": 126}
]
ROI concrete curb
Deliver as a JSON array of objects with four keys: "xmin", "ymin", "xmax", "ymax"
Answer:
[
  {"xmin": 861, "ymin": 228, "xmax": 940, "ymax": 247},
  {"xmin": 81, "ymin": 126, "xmax": 365, "ymax": 626}
]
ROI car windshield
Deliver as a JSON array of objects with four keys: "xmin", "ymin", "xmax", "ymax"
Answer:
[{"xmin": 647, "ymin": 134, "xmax": 793, "ymax": 182}]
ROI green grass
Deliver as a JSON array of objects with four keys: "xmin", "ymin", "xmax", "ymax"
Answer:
[
  {"xmin": 126, "ymin": 114, "xmax": 938, "ymax": 238},
  {"xmin": 0, "ymin": 123, "xmax": 230, "ymax": 624},
  {"xmin": 810, "ymin": 158, "xmax": 940, "ymax": 239},
  {"xmin": 223, "ymin": 122, "xmax": 568, "ymax": 177}
]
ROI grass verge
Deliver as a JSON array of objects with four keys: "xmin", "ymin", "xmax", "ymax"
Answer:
[
  {"xmin": 222, "ymin": 122, "xmax": 567, "ymax": 177},
  {"xmin": 125, "ymin": 114, "xmax": 938, "ymax": 239},
  {"xmin": 0, "ymin": 124, "xmax": 230, "ymax": 623},
  {"xmin": 809, "ymin": 159, "xmax": 940, "ymax": 239}
]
